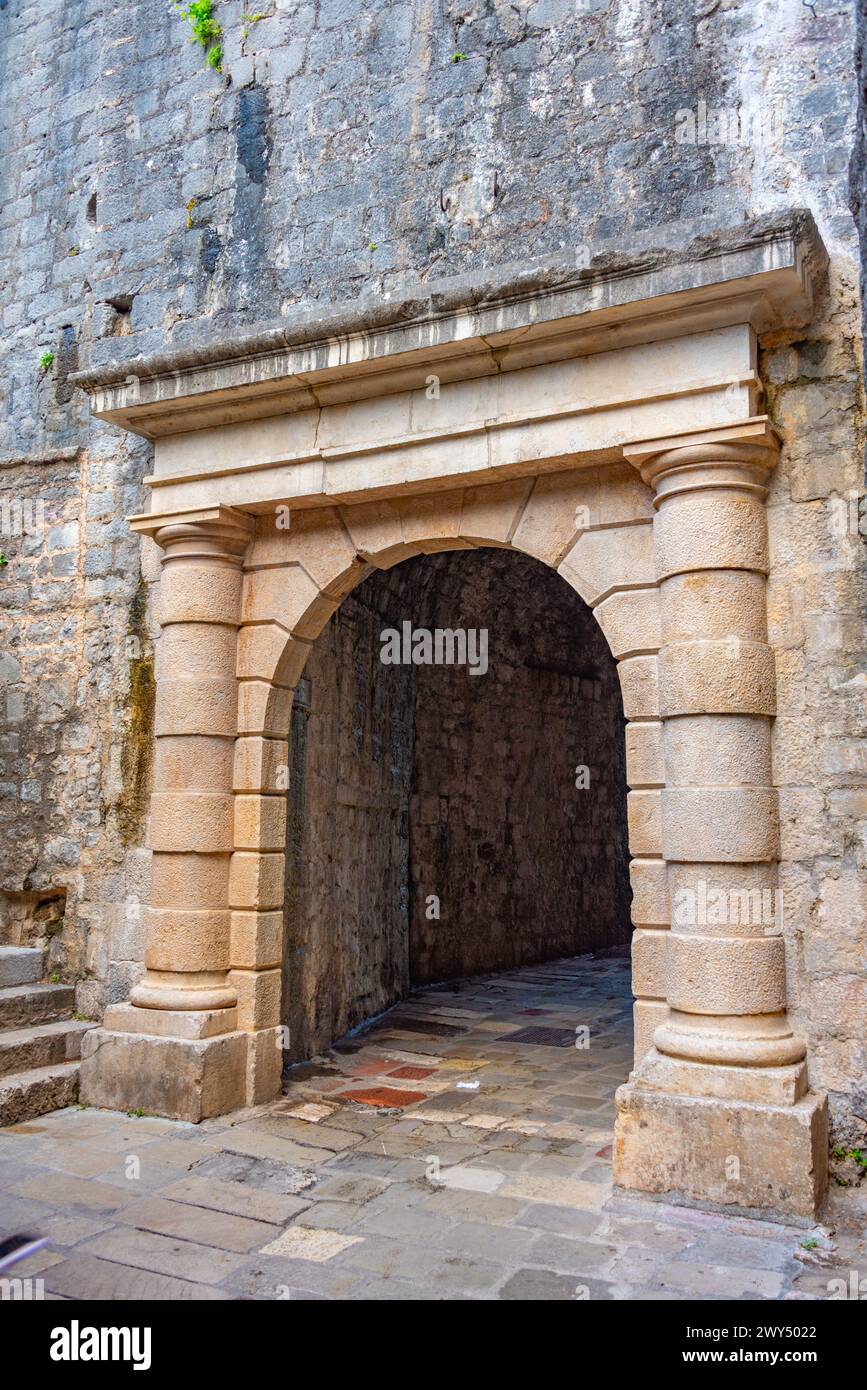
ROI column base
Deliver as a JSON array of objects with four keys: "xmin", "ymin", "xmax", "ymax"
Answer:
[
  {"xmin": 103, "ymin": 1002, "xmax": 238, "ymax": 1039},
  {"xmin": 79, "ymin": 1024, "xmax": 247, "ymax": 1123},
  {"xmin": 637, "ymin": 1046, "xmax": 807, "ymax": 1105},
  {"xmin": 614, "ymin": 1080, "xmax": 828, "ymax": 1218}
]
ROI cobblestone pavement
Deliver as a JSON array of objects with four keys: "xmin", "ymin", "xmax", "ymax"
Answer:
[{"xmin": 0, "ymin": 955, "xmax": 863, "ymax": 1301}]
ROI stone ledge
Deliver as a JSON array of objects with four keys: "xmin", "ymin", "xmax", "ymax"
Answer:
[
  {"xmin": 70, "ymin": 212, "xmax": 826, "ymax": 438},
  {"xmin": 102, "ymin": 1002, "xmax": 238, "ymax": 1040}
]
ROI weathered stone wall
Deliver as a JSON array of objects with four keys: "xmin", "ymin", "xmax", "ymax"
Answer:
[
  {"xmin": 0, "ymin": 444, "xmax": 152, "ymax": 1018},
  {"xmin": 283, "ymin": 548, "xmax": 630, "ymax": 1057},
  {"xmin": 761, "ymin": 276, "xmax": 867, "ymax": 1177},
  {"xmin": 0, "ymin": 0, "xmax": 863, "ymax": 1157}
]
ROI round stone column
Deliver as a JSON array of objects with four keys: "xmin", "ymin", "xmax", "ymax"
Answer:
[
  {"xmin": 131, "ymin": 511, "xmax": 253, "ymax": 1013},
  {"xmin": 640, "ymin": 436, "xmax": 805, "ymax": 1099},
  {"xmin": 614, "ymin": 423, "xmax": 827, "ymax": 1217}
]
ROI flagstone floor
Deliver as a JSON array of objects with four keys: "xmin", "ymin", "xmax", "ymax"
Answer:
[{"xmin": 0, "ymin": 953, "xmax": 862, "ymax": 1301}]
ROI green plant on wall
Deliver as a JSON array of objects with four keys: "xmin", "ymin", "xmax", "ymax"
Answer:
[
  {"xmin": 176, "ymin": 0, "xmax": 223, "ymax": 72},
  {"xmin": 833, "ymin": 1146, "xmax": 867, "ymax": 1169},
  {"xmin": 242, "ymin": 10, "xmax": 266, "ymax": 40}
]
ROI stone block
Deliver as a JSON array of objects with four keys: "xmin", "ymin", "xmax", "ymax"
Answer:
[
  {"xmin": 242, "ymin": 566, "xmax": 337, "ymax": 639},
  {"xmin": 666, "ymin": 932, "xmax": 786, "ymax": 1014},
  {"xmin": 236, "ymin": 680, "xmax": 292, "ymax": 737},
  {"xmin": 614, "ymin": 1084, "xmax": 828, "ymax": 1218},
  {"xmin": 229, "ymin": 967, "xmax": 282, "ymax": 1029},
  {"xmin": 233, "ymin": 793, "xmax": 287, "ymax": 851},
  {"xmin": 594, "ymin": 587, "xmax": 661, "ymax": 659},
  {"xmin": 229, "ymin": 851, "xmax": 285, "ymax": 910},
  {"xmin": 512, "ymin": 470, "xmax": 597, "ymax": 565},
  {"xmin": 158, "ymin": 564, "xmax": 242, "ymax": 626},
  {"xmin": 151, "ymin": 851, "xmax": 229, "ymax": 909},
  {"xmin": 629, "ymin": 859, "xmax": 669, "ymax": 925},
  {"xmin": 624, "ymin": 720, "xmax": 664, "ymax": 788},
  {"xmin": 142, "ymin": 907, "xmax": 230, "ymax": 973},
  {"xmin": 233, "ymin": 737, "xmax": 289, "ymax": 793},
  {"xmin": 663, "ymin": 714, "xmax": 772, "ymax": 786},
  {"xmin": 102, "ymin": 1002, "xmax": 238, "ymax": 1039},
  {"xmin": 627, "ymin": 790, "xmax": 661, "ymax": 856},
  {"xmin": 236, "ymin": 625, "xmax": 311, "ymax": 687},
  {"xmin": 559, "ymin": 523, "xmax": 655, "ymax": 606},
  {"xmin": 617, "ymin": 654, "xmax": 660, "ymax": 719},
  {"xmin": 662, "ymin": 787, "xmax": 779, "ymax": 862},
  {"xmin": 246, "ymin": 1025, "xmax": 283, "ymax": 1105},
  {"xmin": 230, "ymin": 910, "xmax": 283, "ymax": 969},
  {"xmin": 155, "ymin": 677, "xmax": 238, "ymax": 737},
  {"xmin": 654, "ymin": 491, "xmax": 768, "ymax": 580},
  {"xmin": 79, "ymin": 1027, "xmax": 247, "ymax": 1122},
  {"xmin": 458, "ymin": 478, "xmax": 532, "ymax": 545},
  {"xmin": 154, "ymin": 735, "xmax": 235, "ymax": 791},
  {"xmin": 159, "ymin": 621, "xmax": 237, "ymax": 674},
  {"xmin": 633, "ymin": 999, "xmax": 668, "ymax": 1066},
  {"xmin": 148, "ymin": 792, "xmax": 234, "ymax": 853},
  {"xmin": 659, "ymin": 640, "xmax": 776, "ymax": 717},
  {"xmin": 631, "ymin": 927, "xmax": 668, "ymax": 997},
  {"xmin": 661, "ymin": 569, "xmax": 768, "ymax": 644}
]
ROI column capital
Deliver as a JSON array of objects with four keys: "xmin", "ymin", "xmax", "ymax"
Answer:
[
  {"xmin": 130, "ymin": 504, "xmax": 255, "ymax": 561},
  {"xmin": 623, "ymin": 417, "xmax": 780, "ymax": 505}
]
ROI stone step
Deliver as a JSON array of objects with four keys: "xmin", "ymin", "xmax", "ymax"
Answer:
[
  {"xmin": 0, "ymin": 1061, "xmax": 80, "ymax": 1127},
  {"xmin": 0, "ymin": 983, "xmax": 76, "ymax": 1030},
  {"xmin": 0, "ymin": 946, "xmax": 44, "ymax": 989},
  {"xmin": 0, "ymin": 1020, "xmax": 94, "ymax": 1077}
]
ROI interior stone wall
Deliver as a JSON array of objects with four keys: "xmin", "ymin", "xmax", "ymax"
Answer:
[
  {"xmin": 282, "ymin": 584, "xmax": 415, "ymax": 1060},
  {"xmin": 282, "ymin": 548, "xmax": 631, "ymax": 1057},
  {"xmin": 407, "ymin": 549, "xmax": 631, "ymax": 982}
]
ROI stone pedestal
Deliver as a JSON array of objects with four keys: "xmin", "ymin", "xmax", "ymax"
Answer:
[
  {"xmin": 614, "ymin": 423, "xmax": 829, "ymax": 1218},
  {"xmin": 80, "ymin": 508, "xmax": 257, "ymax": 1121},
  {"xmin": 615, "ymin": 1085, "xmax": 828, "ymax": 1219},
  {"xmin": 79, "ymin": 1021, "xmax": 247, "ymax": 1124}
]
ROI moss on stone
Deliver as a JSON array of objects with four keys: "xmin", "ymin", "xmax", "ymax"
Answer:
[{"xmin": 117, "ymin": 581, "xmax": 155, "ymax": 847}]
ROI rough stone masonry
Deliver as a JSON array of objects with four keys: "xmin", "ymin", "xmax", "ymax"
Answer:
[{"xmin": 0, "ymin": 0, "xmax": 864, "ymax": 1206}]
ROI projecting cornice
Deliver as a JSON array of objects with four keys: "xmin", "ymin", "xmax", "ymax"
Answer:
[{"xmin": 71, "ymin": 212, "xmax": 826, "ymax": 441}]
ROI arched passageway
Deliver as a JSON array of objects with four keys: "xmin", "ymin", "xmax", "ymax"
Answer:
[
  {"xmin": 76, "ymin": 227, "xmax": 832, "ymax": 1217},
  {"xmin": 281, "ymin": 548, "xmax": 631, "ymax": 1061}
]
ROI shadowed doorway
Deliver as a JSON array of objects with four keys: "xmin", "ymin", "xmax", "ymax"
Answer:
[{"xmin": 281, "ymin": 548, "xmax": 631, "ymax": 1063}]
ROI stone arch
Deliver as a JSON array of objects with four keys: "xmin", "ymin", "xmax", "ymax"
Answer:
[{"xmin": 229, "ymin": 468, "xmax": 668, "ymax": 1102}]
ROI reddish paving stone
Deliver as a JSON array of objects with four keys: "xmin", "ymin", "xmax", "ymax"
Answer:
[
  {"xmin": 596, "ymin": 1144, "xmax": 613, "ymax": 1159},
  {"xmin": 388, "ymin": 1065, "xmax": 436, "ymax": 1080},
  {"xmin": 520, "ymin": 1009, "xmax": 551, "ymax": 1016},
  {"xmin": 337, "ymin": 1086, "xmax": 427, "ymax": 1108}
]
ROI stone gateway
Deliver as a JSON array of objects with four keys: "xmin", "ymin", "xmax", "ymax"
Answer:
[
  {"xmin": 1, "ymin": 1, "xmax": 865, "ymax": 1246},
  {"xmin": 68, "ymin": 219, "xmax": 831, "ymax": 1217}
]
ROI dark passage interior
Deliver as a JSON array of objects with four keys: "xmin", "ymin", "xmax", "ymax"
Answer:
[{"xmin": 282, "ymin": 548, "xmax": 631, "ymax": 1060}]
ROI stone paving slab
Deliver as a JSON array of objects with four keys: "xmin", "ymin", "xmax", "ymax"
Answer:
[
  {"xmin": 161, "ymin": 1174, "xmax": 311, "ymax": 1225},
  {"xmin": 43, "ymin": 1252, "xmax": 236, "ymax": 1301},
  {"xmin": 115, "ymin": 1194, "xmax": 283, "ymax": 1253},
  {"xmin": 0, "ymin": 954, "xmax": 862, "ymax": 1301},
  {"xmin": 10, "ymin": 1171, "xmax": 137, "ymax": 1215},
  {"xmin": 80, "ymin": 1225, "xmax": 249, "ymax": 1284}
]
